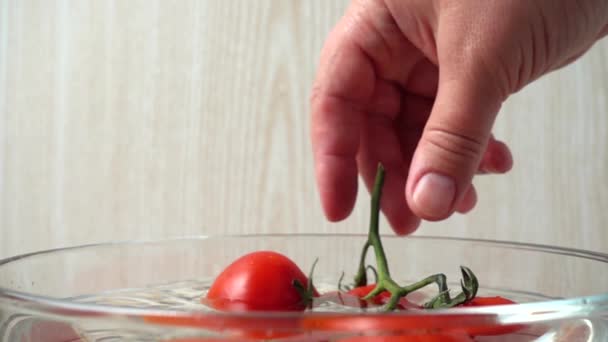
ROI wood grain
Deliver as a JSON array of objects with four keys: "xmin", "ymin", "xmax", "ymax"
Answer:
[{"xmin": 1, "ymin": 0, "xmax": 607, "ymax": 259}]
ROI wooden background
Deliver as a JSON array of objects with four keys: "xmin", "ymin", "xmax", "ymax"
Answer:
[{"xmin": 1, "ymin": 1, "xmax": 607, "ymax": 259}]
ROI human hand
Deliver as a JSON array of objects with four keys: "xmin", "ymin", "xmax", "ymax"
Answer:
[{"xmin": 310, "ymin": 0, "xmax": 608, "ymax": 234}]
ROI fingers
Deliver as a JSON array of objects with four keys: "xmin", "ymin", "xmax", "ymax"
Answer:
[
  {"xmin": 310, "ymin": 12, "xmax": 377, "ymax": 221},
  {"xmin": 477, "ymin": 136, "xmax": 513, "ymax": 174},
  {"xmin": 405, "ymin": 58, "xmax": 439, "ymax": 99},
  {"xmin": 601, "ymin": 24, "xmax": 608, "ymax": 39},
  {"xmin": 358, "ymin": 157, "xmax": 421, "ymax": 235},
  {"xmin": 455, "ymin": 185, "xmax": 477, "ymax": 214},
  {"xmin": 405, "ymin": 68, "xmax": 504, "ymax": 221},
  {"xmin": 358, "ymin": 81, "xmax": 420, "ymax": 235}
]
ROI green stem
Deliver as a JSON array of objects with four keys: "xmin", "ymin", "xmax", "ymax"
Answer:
[
  {"xmin": 365, "ymin": 265, "xmax": 378, "ymax": 284},
  {"xmin": 353, "ymin": 242, "xmax": 371, "ymax": 287},
  {"xmin": 338, "ymin": 271, "xmax": 355, "ymax": 292},
  {"xmin": 354, "ymin": 163, "xmax": 478, "ymax": 311},
  {"xmin": 353, "ymin": 164, "xmax": 389, "ymax": 287},
  {"xmin": 369, "ymin": 227, "xmax": 390, "ymax": 279},
  {"xmin": 294, "ymin": 258, "xmax": 319, "ymax": 308},
  {"xmin": 368, "ymin": 164, "xmax": 391, "ymax": 279}
]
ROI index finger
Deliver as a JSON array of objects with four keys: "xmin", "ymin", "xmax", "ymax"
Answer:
[{"xmin": 310, "ymin": 21, "xmax": 376, "ymax": 221}]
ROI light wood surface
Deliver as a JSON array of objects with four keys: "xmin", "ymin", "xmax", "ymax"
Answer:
[{"xmin": 1, "ymin": 1, "xmax": 607, "ymax": 259}]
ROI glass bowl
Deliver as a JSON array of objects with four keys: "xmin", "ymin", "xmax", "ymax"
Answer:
[{"xmin": 1, "ymin": 234, "xmax": 607, "ymax": 341}]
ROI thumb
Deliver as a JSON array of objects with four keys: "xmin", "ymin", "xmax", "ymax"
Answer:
[{"xmin": 406, "ymin": 69, "xmax": 504, "ymax": 220}]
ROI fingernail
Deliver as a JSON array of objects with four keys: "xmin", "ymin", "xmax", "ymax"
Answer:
[{"xmin": 413, "ymin": 173, "xmax": 456, "ymax": 218}]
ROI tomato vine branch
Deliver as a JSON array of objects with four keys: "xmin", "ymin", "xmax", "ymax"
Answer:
[{"xmin": 352, "ymin": 164, "xmax": 479, "ymax": 311}]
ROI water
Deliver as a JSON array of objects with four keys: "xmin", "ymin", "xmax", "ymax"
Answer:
[
  {"xmin": 73, "ymin": 280, "xmax": 211, "ymax": 311},
  {"xmin": 1, "ymin": 280, "xmax": 601, "ymax": 341}
]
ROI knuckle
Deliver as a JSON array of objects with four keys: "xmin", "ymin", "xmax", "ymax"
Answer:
[{"xmin": 423, "ymin": 127, "xmax": 486, "ymax": 164}]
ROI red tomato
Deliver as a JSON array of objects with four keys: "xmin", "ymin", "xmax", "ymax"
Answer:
[
  {"xmin": 152, "ymin": 297, "xmax": 524, "ymax": 341},
  {"xmin": 347, "ymin": 284, "xmax": 421, "ymax": 310},
  {"xmin": 339, "ymin": 333, "xmax": 473, "ymax": 342},
  {"xmin": 302, "ymin": 296, "xmax": 525, "ymax": 338},
  {"xmin": 347, "ymin": 284, "xmax": 384, "ymax": 304},
  {"xmin": 462, "ymin": 296, "xmax": 517, "ymax": 307},
  {"xmin": 460, "ymin": 296, "xmax": 525, "ymax": 336},
  {"xmin": 205, "ymin": 251, "xmax": 319, "ymax": 312},
  {"xmin": 164, "ymin": 334, "xmax": 472, "ymax": 342}
]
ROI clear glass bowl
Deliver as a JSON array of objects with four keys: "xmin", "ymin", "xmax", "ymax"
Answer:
[{"xmin": 1, "ymin": 234, "xmax": 607, "ymax": 341}]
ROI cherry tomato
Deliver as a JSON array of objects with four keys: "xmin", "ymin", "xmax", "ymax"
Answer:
[
  {"xmin": 164, "ymin": 334, "xmax": 472, "ymax": 342},
  {"xmin": 152, "ymin": 297, "xmax": 523, "ymax": 341},
  {"xmin": 460, "ymin": 296, "xmax": 525, "ymax": 336},
  {"xmin": 205, "ymin": 251, "xmax": 318, "ymax": 312},
  {"xmin": 338, "ymin": 333, "xmax": 473, "ymax": 342},
  {"xmin": 462, "ymin": 296, "xmax": 517, "ymax": 307},
  {"xmin": 302, "ymin": 296, "xmax": 524, "ymax": 339},
  {"xmin": 347, "ymin": 284, "xmax": 421, "ymax": 309}
]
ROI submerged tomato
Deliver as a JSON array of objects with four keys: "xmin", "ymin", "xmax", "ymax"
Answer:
[
  {"xmin": 462, "ymin": 296, "xmax": 517, "ymax": 307},
  {"xmin": 339, "ymin": 333, "xmax": 473, "ymax": 341},
  {"xmin": 305, "ymin": 295, "xmax": 524, "ymax": 338},
  {"xmin": 347, "ymin": 284, "xmax": 421, "ymax": 309},
  {"xmin": 205, "ymin": 251, "xmax": 318, "ymax": 312},
  {"xmin": 460, "ymin": 296, "xmax": 526, "ymax": 336}
]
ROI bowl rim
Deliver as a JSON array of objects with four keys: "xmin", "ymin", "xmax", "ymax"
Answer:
[{"xmin": 1, "ymin": 234, "xmax": 607, "ymax": 331}]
